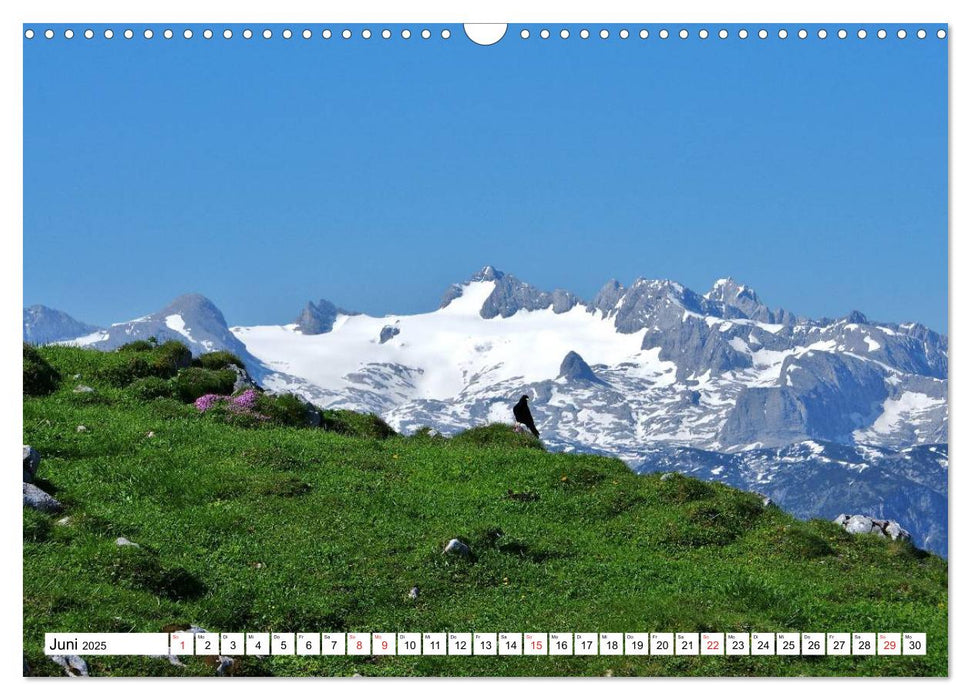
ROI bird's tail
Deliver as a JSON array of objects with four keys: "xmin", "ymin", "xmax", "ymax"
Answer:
[{"xmin": 530, "ymin": 426, "xmax": 540, "ymax": 438}]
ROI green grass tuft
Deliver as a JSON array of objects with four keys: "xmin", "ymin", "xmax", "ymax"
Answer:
[{"xmin": 450, "ymin": 423, "xmax": 545, "ymax": 451}]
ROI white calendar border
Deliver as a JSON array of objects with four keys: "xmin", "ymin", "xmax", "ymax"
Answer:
[{"xmin": 6, "ymin": 0, "xmax": 965, "ymax": 698}]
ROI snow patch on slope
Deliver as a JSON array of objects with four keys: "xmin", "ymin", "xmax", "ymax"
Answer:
[
  {"xmin": 57, "ymin": 330, "xmax": 110, "ymax": 347},
  {"xmin": 856, "ymin": 392, "xmax": 945, "ymax": 440}
]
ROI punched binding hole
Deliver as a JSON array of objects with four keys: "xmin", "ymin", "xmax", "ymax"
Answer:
[{"xmin": 464, "ymin": 24, "xmax": 507, "ymax": 45}]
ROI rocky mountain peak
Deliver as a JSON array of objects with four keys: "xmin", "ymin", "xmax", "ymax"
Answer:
[
  {"xmin": 587, "ymin": 279, "xmax": 625, "ymax": 314},
  {"xmin": 439, "ymin": 266, "xmax": 504, "ymax": 309},
  {"xmin": 842, "ymin": 310, "xmax": 869, "ymax": 325},
  {"xmin": 558, "ymin": 351, "xmax": 606, "ymax": 384},
  {"xmin": 607, "ymin": 278, "xmax": 708, "ymax": 333},
  {"xmin": 161, "ymin": 293, "xmax": 228, "ymax": 327},
  {"xmin": 703, "ymin": 277, "xmax": 778, "ymax": 322},
  {"xmin": 293, "ymin": 298, "xmax": 359, "ymax": 335},
  {"xmin": 295, "ymin": 299, "xmax": 339, "ymax": 335},
  {"xmin": 706, "ymin": 277, "xmax": 758, "ymax": 303},
  {"xmin": 470, "ymin": 265, "xmax": 504, "ymax": 282},
  {"xmin": 441, "ymin": 266, "xmax": 582, "ymax": 318}
]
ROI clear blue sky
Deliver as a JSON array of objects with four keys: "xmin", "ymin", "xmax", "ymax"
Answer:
[{"xmin": 24, "ymin": 24, "xmax": 948, "ymax": 332}]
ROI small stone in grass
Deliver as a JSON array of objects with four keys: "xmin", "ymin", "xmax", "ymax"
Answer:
[
  {"xmin": 73, "ymin": 385, "xmax": 94, "ymax": 393},
  {"xmin": 50, "ymin": 654, "xmax": 88, "ymax": 677},
  {"xmin": 76, "ymin": 425, "xmax": 88, "ymax": 433},
  {"xmin": 443, "ymin": 538, "xmax": 471, "ymax": 557},
  {"xmin": 115, "ymin": 537, "xmax": 139, "ymax": 547}
]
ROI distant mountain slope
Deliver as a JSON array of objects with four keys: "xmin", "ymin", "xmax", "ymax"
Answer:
[
  {"xmin": 23, "ymin": 305, "xmax": 102, "ymax": 346},
  {"xmin": 634, "ymin": 441, "xmax": 948, "ymax": 555},
  {"xmin": 54, "ymin": 293, "xmax": 260, "ymax": 365},
  {"xmin": 34, "ymin": 294, "xmax": 281, "ymax": 383}
]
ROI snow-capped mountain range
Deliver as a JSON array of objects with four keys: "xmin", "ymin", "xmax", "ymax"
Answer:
[{"xmin": 25, "ymin": 266, "xmax": 948, "ymax": 554}]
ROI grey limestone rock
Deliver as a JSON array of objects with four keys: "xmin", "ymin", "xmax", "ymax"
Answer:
[
  {"xmin": 23, "ymin": 445, "xmax": 40, "ymax": 482},
  {"xmin": 379, "ymin": 325, "xmax": 400, "ymax": 344},
  {"xmin": 443, "ymin": 538, "xmax": 472, "ymax": 557},
  {"xmin": 23, "ymin": 482, "xmax": 63, "ymax": 513},
  {"xmin": 834, "ymin": 513, "xmax": 912, "ymax": 542}
]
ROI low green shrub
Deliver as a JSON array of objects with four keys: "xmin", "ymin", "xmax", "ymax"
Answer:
[
  {"xmin": 98, "ymin": 354, "xmax": 153, "ymax": 387},
  {"xmin": 174, "ymin": 367, "xmax": 236, "ymax": 403},
  {"xmin": 128, "ymin": 376, "xmax": 176, "ymax": 401},
  {"xmin": 320, "ymin": 409, "xmax": 396, "ymax": 439},
  {"xmin": 97, "ymin": 341, "xmax": 193, "ymax": 387},
  {"xmin": 152, "ymin": 341, "xmax": 193, "ymax": 374},
  {"xmin": 23, "ymin": 343, "xmax": 60, "ymax": 396},
  {"xmin": 256, "ymin": 393, "xmax": 313, "ymax": 427},
  {"xmin": 118, "ymin": 340, "xmax": 156, "ymax": 353},
  {"xmin": 196, "ymin": 351, "xmax": 245, "ymax": 370}
]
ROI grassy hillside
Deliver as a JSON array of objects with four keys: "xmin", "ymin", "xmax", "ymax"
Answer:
[{"xmin": 23, "ymin": 345, "xmax": 947, "ymax": 677}]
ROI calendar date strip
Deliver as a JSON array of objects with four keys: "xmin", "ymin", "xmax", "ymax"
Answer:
[{"xmin": 45, "ymin": 632, "xmax": 926, "ymax": 657}]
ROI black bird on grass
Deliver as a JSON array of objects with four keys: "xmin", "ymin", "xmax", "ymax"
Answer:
[{"xmin": 513, "ymin": 395, "xmax": 540, "ymax": 438}]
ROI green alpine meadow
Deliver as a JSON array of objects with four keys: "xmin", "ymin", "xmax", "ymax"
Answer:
[{"xmin": 23, "ymin": 343, "xmax": 947, "ymax": 677}]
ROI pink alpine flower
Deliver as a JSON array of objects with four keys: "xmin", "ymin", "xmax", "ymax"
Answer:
[{"xmin": 194, "ymin": 393, "xmax": 227, "ymax": 412}]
